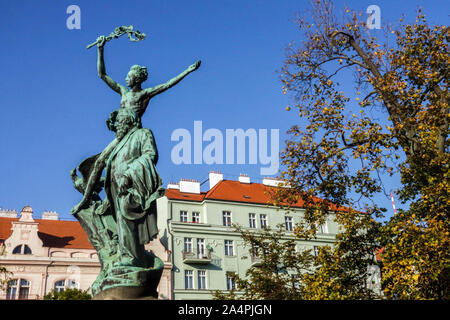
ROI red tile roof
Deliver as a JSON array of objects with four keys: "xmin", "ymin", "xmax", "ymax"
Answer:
[
  {"xmin": 0, "ymin": 217, "xmax": 93, "ymax": 249},
  {"xmin": 165, "ymin": 180, "xmax": 349, "ymax": 212},
  {"xmin": 165, "ymin": 180, "xmax": 309, "ymax": 207},
  {"xmin": 375, "ymin": 247, "xmax": 385, "ymax": 262}
]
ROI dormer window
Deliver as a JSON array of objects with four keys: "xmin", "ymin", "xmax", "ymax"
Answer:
[{"xmin": 12, "ymin": 244, "xmax": 32, "ymax": 255}]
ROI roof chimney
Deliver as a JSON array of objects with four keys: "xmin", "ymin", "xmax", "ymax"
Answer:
[
  {"xmin": 0, "ymin": 209, "xmax": 18, "ymax": 218},
  {"xmin": 262, "ymin": 177, "xmax": 289, "ymax": 187},
  {"xmin": 167, "ymin": 182, "xmax": 180, "ymax": 190},
  {"xmin": 209, "ymin": 171, "xmax": 223, "ymax": 189},
  {"xmin": 41, "ymin": 211, "xmax": 59, "ymax": 220},
  {"xmin": 238, "ymin": 174, "xmax": 250, "ymax": 184},
  {"xmin": 179, "ymin": 179, "xmax": 201, "ymax": 194}
]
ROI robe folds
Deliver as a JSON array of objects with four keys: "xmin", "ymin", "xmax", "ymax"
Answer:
[{"xmin": 104, "ymin": 126, "xmax": 164, "ymax": 246}]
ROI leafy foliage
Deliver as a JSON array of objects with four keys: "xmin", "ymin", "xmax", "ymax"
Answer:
[
  {"xmin": 214, "ymin": 224, "xmax": 315, "ymax": 300},
  {"xmin": 277, "ymin": 0, "xmax": 448, "ymax": 300},
  {"xmin": 43, "ymin": 288, "xmax": 92, "ymax": 300},
  {"xmin": 216, "ymin": 0, "xmax": 448, "ymax": 300},
  {"xmin": 0, "ymin": 266, "xmax": 12, "ymax": 292},
  {"xmin": 0, "ymin": 245, "xmax": 13, "ymax": 291}
]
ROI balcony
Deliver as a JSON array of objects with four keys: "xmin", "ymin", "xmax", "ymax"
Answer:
[
  {"xmin": 250, "ymin": 255, "xmax": 262, "ymax": 267},
  {"xmin": 182, "ymin": 250, "xmax": 212, "ymax": 264}
]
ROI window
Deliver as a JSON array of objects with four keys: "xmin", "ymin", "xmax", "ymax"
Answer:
[
  {"xmin": 226, "ymin": 273, "xmax": 236, "ymax": 290},
  {"xmin": 12, "ymin": 244, "xmax": 32, "ymax": 255},
  {"xmin": 197, "ymin": 239, "xmax": 206, "ymax": 258},
  {"xmin": 249, "ymin": 213, "xmax": 256, "ymax": 228},
  {"xmin": 23, "ymin": 245, "xmax": 32, "ymax": 254},
  {"xmin": 54, "ymin": 279, "xmax": 79, "ymax": 293},
  {"xmin": 285, "ymin": 216, "xmax": 293, "ymax": 231},
  {"xmin": 291, "ymin": 274, "xmax": 301, "ymax": 289},
  {"xmin": 313, "ymin": 246, "xmax": 319, "ymax": 257},
  {"xmin": 6, "ymin": 279, "xmax": 30, "ymax": 300},
  {"xmin": 184, "ymin": 238, "xmax": 193, "ymax": 253},
  {"xmin": 222, "ymin": 211, "xmax": 232, "ymax": 226},
  {"xmin": 185, "ymin": 270, "xmax": 194, "ymax": 289},
  {"xmin": 198, "ymin": 270, "xmax": 207, "ymax": 290},
  {"xmin": 259, "ymin": 214, "xmax": 267, "ymax": 229},
  {"xmin": 224, "ymin": 240, "xmax": 234, "ymax": 256},
  {"xmin": 67, "ymin": 279, "xmax": 78, "ymax": 289},
  {"xmin": 6, "ymin": 280, "xmax": 17, "ymax": 300},
  {"xmin": 54, "ymin": 280, "xmax": 66, "ymax": 293},
  {"xmin": 318, "ymin": 222, "xmax": 328, "ymax": 234},
  {"xmin": 192, "ymin": 212, "xmax": 200, "ymax": 223},
  {"xmin": 180, "ymin": 211, "xmax": 188, "ymax": 222}
]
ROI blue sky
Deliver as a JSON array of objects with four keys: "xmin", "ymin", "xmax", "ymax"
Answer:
[{"xmin": 0, "ymin": 0, "xmax": 448, "ymax": 221}]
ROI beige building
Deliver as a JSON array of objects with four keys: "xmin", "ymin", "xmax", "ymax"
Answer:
[{"xmin": 0, "ymin": 205, "xmax": 172, "ymax": 299}]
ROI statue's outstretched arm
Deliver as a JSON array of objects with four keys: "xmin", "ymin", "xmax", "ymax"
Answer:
[
  {"xmin": 97, "ymin": 36, "xmax": 126, "ymax": 95},
  {"xmin": 144, "ymin": 60, "xmax": 201, "ymax": 98}
]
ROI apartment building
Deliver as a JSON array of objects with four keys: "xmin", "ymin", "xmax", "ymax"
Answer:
[{"xmin": 157, "ymin": 172, "xmax": 338, "ymax": 300}]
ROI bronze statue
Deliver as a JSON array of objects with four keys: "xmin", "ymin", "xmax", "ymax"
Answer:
[{"xmin": 70, "ymin": 26, "xmax": 201, "ymax": 299}]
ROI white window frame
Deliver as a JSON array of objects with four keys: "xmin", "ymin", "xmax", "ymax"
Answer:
[
  {"xmin": 192, "ymin": 212, "xmax": 200, "ymax": 223},
  {"xmin": 259, "ymin": 214, "xmax": 267, "ymax": 229},
  {"xmin": 226, "ymin": 273, "xmax": 236, "ymax": 290},
  {"xmin": 185, "ymin": 270, "xmax": 194, "ymax": 289},
  {"xmin": 318, "ymin": 222, "xmax": 328, "ymax": 234},
  {"xmin": 197, "ymin": 239, "xmax": 206, "ymax": 258},
  {"xmin": 6, "ymin": 279, "xmax": 30, "ymax": 300},
  {"xmin": 184, "ymin": 238, "xmax": 193, "ymax": 253},
  {"xmin": 223, "ymin": 211, "xmax": 232, "ymax": 226},
  {"xmin": 54, "ymin": 279, "xmax": 79, "ymax": 293},
  {"xmin": 314, "ymin": 246, "xmax": 319, "ymax": 257},
  {"xmin": 180, "ymin": 210, "xmax": 188, "ymax": 223},
  {"xmin": 197, "ymin": 270, "xmax": 207, "ymax": 290},
  {"xmin": 249, "ymin": 213, "xmax": 256, "ymax": 228},
  {"xmin": 224, "ymin": 240, "xmax": 234, "ymax": 256},
  {"xmin": 67, "ymin": 279, "xmax": 79, "ymax": 289},
  {"xmin": 54, "ymin": 280, "xmax": 66, "ymax": 293},
  {"xmin": 285, "ymin": 216, "xmax": 293, "ymax": 231}
]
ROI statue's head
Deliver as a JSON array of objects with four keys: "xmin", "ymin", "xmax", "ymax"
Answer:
[
  {"xmin": 114, "ymin": 108, "xmax": 139, "ymax": 140},
  {"xmin": 126, "ymin": 65, "xmax": 148, "ymax": 87}
]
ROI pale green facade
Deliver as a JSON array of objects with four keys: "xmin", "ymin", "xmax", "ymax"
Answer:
[{"xmin": 156, "ymin": 189, "xmax": 338, "ymax": 300}]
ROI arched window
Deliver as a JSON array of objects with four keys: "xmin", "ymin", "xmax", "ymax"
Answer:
[
  {"xmin": 12, "ymin": 246, "xmax": 22, "ymax": 254},
  {"xmin": 12, "ymin": 244, "xmax": 32, "ymax": 255},
  {"xmin": 6, "ymin": 279, "xmax": 30, "ymax": 300},
  {"xmin": 23, "ymin": 245, "xmax": 32, "ymax": 254}
]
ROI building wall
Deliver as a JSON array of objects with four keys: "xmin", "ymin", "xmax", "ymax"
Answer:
[
  {"xmin": 0, "ymin": 206, "xmax": 173, "ymax": 300},
  {"xmin": 0, "ymin": 248, "xmax": 100, "ymax": 299},
  {"xmin": 157, "ymin": 196, "xmax": 338, "ymax": 300}
]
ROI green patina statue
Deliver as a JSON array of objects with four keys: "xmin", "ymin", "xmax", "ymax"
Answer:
[{"xmin": 70, "ymin": 26, "xmax": 201, "ymax": 299}]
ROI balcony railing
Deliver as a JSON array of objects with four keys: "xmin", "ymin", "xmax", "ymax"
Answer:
[
  {"xmin": 182, "ymin": 250, "xmax": 212, "ymax": 264},
  {"xmin": 250, "ymin": 255, "xmax": 262, "ymax": 267}
]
